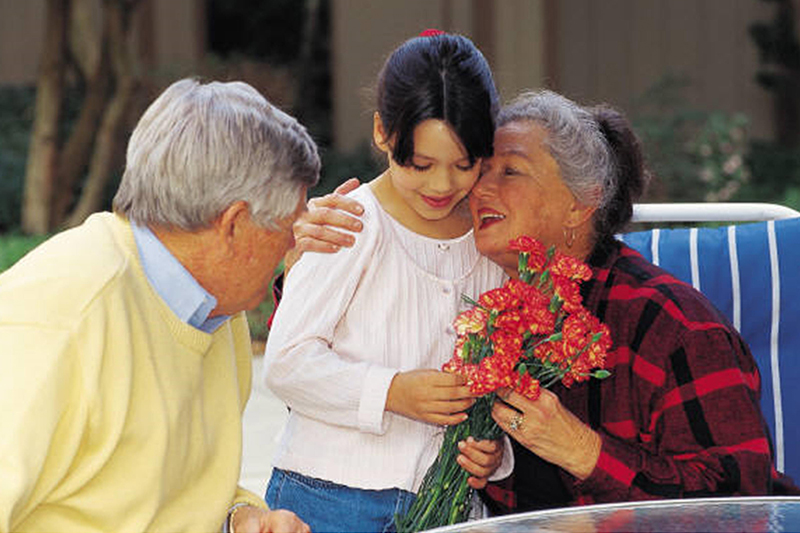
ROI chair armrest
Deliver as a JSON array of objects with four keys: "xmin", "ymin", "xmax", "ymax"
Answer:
[{"xmin": 632, "ymin": 203, "xmax": 800, "ymax": 223}]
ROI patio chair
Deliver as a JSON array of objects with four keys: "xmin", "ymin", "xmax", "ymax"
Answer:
[{"xmin": 619, "ymin": 202, "xmax": 800, "ymax": 484}]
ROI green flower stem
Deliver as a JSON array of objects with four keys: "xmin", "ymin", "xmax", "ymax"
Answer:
[{"xmin": 396, "ymin": 395, "xmax": 501, "ymax": 532}]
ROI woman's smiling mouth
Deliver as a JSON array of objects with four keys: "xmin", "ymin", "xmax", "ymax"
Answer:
[{"xmin": 476, "ymin": 208, "xmax": 506, "ymax": 229}]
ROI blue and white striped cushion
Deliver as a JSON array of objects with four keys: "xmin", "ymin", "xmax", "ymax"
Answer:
[{"xmin": 621, "ymin": 217, "xmax": 800, "ymax": 481}]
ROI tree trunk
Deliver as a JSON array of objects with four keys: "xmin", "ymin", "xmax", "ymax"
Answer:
[
  {"xmin": 21, "ymin": 0, "xmax": 70, "ymax": 234},
  {"xmin": 51, "ymin": 0, "xmax": 113, "ymax": 226},
  {"xmin": 295, "ymin": 0, "xmax": 329, "ymax": 142},
  {"xmin": 64, "ymin": 0, "xmax": 140, "ymax": 229}
]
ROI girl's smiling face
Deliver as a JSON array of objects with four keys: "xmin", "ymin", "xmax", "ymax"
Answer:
[{"xmin": 376, "ymin": 117, "xmax": 481, "ymax": 235}]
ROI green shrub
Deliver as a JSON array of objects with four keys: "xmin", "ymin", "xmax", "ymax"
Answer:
[
  {"xmin": 632, "ymin": 74, "xmax": 800, "ymax": 210},
  {"xmin": 246, "ymin": 296, "xmax": 276, "ymax": 342},
  {"xmin": 0, "ymin": 86, "xmax": 35, "ymax": 232},
  {"xmin": 0, "ymin": 233, "xmax": 48, "ymax": 272},
  {"xmin": 0, "ymin": 84, "xmax": 87, "ymax": 232},
  {"xmin": 631, "ymin": 76, "xmax": 753, "ymax": 203},
  {"xmin": 743, "ymin": 141, "xmax": 800, "ymax": 211},
  {"xmin": 313, "ymin": 142, "xmax": 382, "ymax": 196}
]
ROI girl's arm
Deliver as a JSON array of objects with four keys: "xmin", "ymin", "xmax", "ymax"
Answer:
[{"xmin": 263, "ymin": 210, "xmax": 391, "ymax": 433}]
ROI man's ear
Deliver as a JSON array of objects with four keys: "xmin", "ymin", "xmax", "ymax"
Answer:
[
  {"xmin": 214, "ymin": 201, "xmax": 250, "ymax": 250},
  {"xmin": 373, "ymin": 112, "xmax": 390, "ymax": 154}
]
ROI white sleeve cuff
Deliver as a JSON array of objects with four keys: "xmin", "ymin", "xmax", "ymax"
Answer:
[
  {"xmin": 488, "ymin": 434, "xmax": 515, "ymax": 481},
  {"xmin": 221, "ymin": 503, "xmax": 249, "ymax": 533},
  {"xmin": 358, "ymin": 365, "xmax": 399, "ymax": 434}
]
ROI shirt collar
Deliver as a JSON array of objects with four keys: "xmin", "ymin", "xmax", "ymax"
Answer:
[{"xmin": 132, "ymin": 223, "xmax": 228, "ymax": 333}]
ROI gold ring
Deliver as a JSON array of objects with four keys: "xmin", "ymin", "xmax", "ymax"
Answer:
[{"xmin": 509, "ymin": 414, "xmax": 524, "ymax": 431}]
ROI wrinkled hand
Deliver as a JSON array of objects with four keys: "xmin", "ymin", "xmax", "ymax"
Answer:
[
  {"xmin": 492, "ymin": 388, "xmax": 601, "ymax": 480},
  {"xmin": 230, "ymin": 505, "xmax": 310, "ymax": 533},
  {"xmin": 457, "ymin": 437, "xmax": 504, "ymax": 489},
  {"xmin": 285, "ymin": 177, "xmax": 365, "ymax": 270},
  {"xmin": 386, "ymin": 369, "xmax": 476, "ymax": 426}
]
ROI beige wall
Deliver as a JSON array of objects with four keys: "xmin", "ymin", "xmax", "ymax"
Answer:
[
  {"xmin": 1, "ymin": 0, "xmax": 782, "ymax": 147},
  {"xmin": 551, "ymin": 0, "xmax": 775, "ymax": 139},
  {"xmin": 0, "ymin": 0, "xmax": 204, "ymax": 86},
  {"xmin": 0, "ymin": 0, "xmax": 46, "ymax": 84},
  {"xmin": 331, "ymin": 0, "xmax": 780, "ymax": 149},
  {"xmin": 330, "ymin": 0, "xmax": 547, "ymax": 152},
  {"xmin": 147, "ymin": 0, "xmax": 205, "ymax": 74},
  {"xmin": 492, "ymin": 0, "xmax": 547, "ymax": 101}
]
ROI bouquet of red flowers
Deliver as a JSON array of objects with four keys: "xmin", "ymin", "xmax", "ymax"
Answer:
[{"xmin": 396, "ymin": 236, "xmax": 611, "ymax": 532}]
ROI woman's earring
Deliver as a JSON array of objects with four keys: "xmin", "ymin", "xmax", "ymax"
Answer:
[{"xmin": 564, "ymin": 227, "xmax": 576, "ymax": 249}]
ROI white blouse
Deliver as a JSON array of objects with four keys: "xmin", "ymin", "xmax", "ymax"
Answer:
[{"xmin": 263, "ymin": 184, "xmax": 509, "ymax": 492}]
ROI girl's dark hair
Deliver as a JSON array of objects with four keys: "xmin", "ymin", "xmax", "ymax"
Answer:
[
  {"xmin": 589, "ymin": 105, "xmax": 650, "ymax": 237},
  {"xmin": 376, "ymin": 33, "xmax": 499, "ymax": 166}
]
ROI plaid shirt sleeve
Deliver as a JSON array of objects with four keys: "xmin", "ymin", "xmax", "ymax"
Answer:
[{"xmin": 567, "ymin": 242, "xmax": 774, "ymax": 504}]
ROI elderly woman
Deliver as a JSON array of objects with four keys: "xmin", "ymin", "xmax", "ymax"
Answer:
[
  {"xmin": 465, "ymin": 90, "xmax": 782, "ymax": 510},
  {"xmin": 283, "ymin": 90, "xmax": 787, "ymax": 510}
]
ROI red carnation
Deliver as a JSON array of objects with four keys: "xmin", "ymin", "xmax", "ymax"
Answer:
[
  {"xmin": 478, "ymin": 286, "xmax": 519, "ymax": 313},
  {"xmin": 416, "ymin": 235, "xmax": 610, "ymax": 531},
  {"xmin": 551, "ymin": 251, "xmax": 593, "ymax": 281}
]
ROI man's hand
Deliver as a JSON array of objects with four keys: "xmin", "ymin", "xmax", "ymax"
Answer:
[
  {"xmin": 385, "ymin": 369, "xmax": 475, "ymax": 426},
  {"xmin": 230, "ymin": 505, "xmax": 310, "ymax": 533},
  {"xmin": 285, "ymin": 178, "xmax": 364, "ymax": 270}
]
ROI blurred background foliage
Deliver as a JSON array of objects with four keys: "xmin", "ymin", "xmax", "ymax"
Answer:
[
  {"xmin": 630, "ymin": 75, "xmax": 796, "ymax": 206},
  {"xmin": 0, "ymin": 86, "xmax": 33, "ymax": 233}
]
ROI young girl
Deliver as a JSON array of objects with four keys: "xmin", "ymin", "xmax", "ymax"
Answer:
[{"xmin": 263, "ymin": 32, "xmax": 508, "ymax": 532}]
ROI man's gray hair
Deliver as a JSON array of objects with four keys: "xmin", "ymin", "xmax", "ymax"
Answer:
[
  {"xmin": 497, "ymin": 90, "xmax": 616, "ymax": 211},
  {"xmin": 113, "ymin": 78, "xmax": 320, "ymax": 230}
]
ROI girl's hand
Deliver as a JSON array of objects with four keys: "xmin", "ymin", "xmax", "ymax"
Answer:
[
  {"xmin": 386, "ymin": 369, "xmax": 475, "ymax": 426},
  {"xmin": 457, "ymin": 437, "xmax": 504, "ymax": 489},
  {"xmin": 286, "ymin": 178, "xmax": 365, "ymax": 270},
  {"xmin": 492, "ymin": 388, "xmax": 601, "ymax": 480}
]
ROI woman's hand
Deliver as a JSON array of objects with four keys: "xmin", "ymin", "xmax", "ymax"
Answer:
[
  {"xmin": 386, "ymin": 369, "xmax": 475, "ymax": 426},
  {"xmin": 492, "ymin": 388, "xmax": 601, "ymax": 480},
  {"xmin": 457, "ymin": 437, "xmax": 504, "ymax": 489},
  {"xmin": 285, "ymin": 178, "xmax": 365, "ymax": 270}
]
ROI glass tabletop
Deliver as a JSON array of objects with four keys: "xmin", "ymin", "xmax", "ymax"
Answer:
[{"xmin": 426, "ymin": 496, "xmax": 800, "ymax": 533}]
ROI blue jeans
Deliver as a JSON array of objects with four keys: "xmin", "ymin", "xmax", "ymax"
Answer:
[{"xmin": 265, "ymin": 468, "xmax": 416, "ymax": 533}]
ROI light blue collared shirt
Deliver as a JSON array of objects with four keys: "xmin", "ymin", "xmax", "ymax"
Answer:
[{"xmin": 132, "ymin": 224, "xmax": 228, "ymax": 333}]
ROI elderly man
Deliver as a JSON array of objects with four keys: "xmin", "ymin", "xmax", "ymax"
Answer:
[{"xmin": 0, "ymin": 79, "xmax": 318, "ymax": 533}]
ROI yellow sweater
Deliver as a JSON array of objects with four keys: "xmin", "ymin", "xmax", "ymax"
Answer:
[{"xmin": 0, "ymin": 213, "xmax": 265, "ymax": 532}]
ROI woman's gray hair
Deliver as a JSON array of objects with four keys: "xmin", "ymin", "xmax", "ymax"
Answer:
[
  {"xmin": 497, "ymin": 90, "xmax": 616, "ymax": 211},
  {"xmin": 113, "ymin": 78, "xmax": 320, "ymax": 230}
]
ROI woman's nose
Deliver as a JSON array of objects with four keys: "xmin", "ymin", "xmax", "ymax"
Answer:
[{"xmin": 472, "ymin": 171, "xmax": 497, "ymax": 198}]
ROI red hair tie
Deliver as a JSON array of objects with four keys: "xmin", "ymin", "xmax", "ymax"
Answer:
[{"xmin": 419, "ymin": 28, "xmax": 446, "ymax": 37}]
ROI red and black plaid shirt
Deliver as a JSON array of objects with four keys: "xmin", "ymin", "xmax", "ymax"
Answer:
[{"xmin": 485, "ymin": 238, "xmax": 786, "ymax": 513}]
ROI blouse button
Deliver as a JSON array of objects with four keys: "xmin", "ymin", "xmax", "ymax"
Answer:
[{"xmin": 442, "ymin": 286, "xmax": 452, "ymax": 294}]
